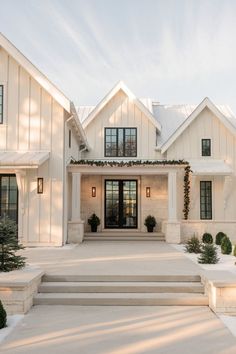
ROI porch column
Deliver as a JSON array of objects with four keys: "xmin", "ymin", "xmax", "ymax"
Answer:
[
  {"xmin": 68, "ymin": 172, "xmax": 84, "ymax": 244},
  {"xmin": 165, "ymin": 171, "xmax": 181, "ymax": 244}
]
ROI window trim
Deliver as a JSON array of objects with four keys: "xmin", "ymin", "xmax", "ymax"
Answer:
[
  {"xmin": 200, "ymin": 180, "xmax": 212, "ymax": 220},
  {"xmin": 104, "ymin": 127, "xmax": 137, "ymax": 157},
  {"xmin": 201, "ymin": 138, "xmax": 211, "ymax": 157}
]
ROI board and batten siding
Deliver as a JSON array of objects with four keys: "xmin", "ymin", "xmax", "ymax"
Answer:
[
  {"xmin": 82, "ymin": 90, "xmax": 162, "ymax": 160},
  {"xmin": 0, "ymin": 47, "xmax": 66, "ymax": 246},
  {"xmin": 167, "ymin": 107, "xmax": 236, "ymax": 221}
]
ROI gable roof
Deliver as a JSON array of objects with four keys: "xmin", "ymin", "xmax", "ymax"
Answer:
[
  {"xmin": 0, "ymin": 32, "xmax": 70, "ymax": 112},
  {"xmin": 82, "ymin": 81, "xmax": 162, "ymax": 131},
  {"xmin": 161, "ymin": 97, "xmax": 236, "ymax": 153}
]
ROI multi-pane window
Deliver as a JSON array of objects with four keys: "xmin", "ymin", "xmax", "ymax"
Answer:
[
  {"xmin": 105, "ymin": 128, "xmax": 137, "ymax": 157},
  {"xmin": 200, "ymin": 181, "xmax": 212, "ymax": 220},
  {"xmin": 201, "ymin": 139, "xmax": 211, "ymax": 156},
  {"xmin": 0, "ymin": 85, "xmax": 3, "ymax": 124},
  {"xmin": 0, "ymin": 175, "xmax": 18, "ymax": 224}
]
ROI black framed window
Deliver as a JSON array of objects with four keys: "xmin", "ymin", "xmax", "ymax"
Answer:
[
  {"xmin": 105, "ymin": 128, "xmax": 137, "ymax": 157},
  {"xmin": 200, "ymin": 181, "xmax": 212, "ymax": 220},
  {"xmin": 0, "ymin": 85, "xmax": 3, "ymax": 124},
  {"xmin": 0, "ymin": 175, "xmax": 18, "ymax": 224},
  {"xmin": 69, "ymin": 129, "xmax": 71, "ymax": 148},
  {"xmin": 201, "ymin": 139, "xmax": 211, "ymax": 156}
]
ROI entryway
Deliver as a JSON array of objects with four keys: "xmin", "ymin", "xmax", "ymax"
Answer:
[{"xmin": 105, "ymin": 180, "xmax": 137, "ymax": 228}]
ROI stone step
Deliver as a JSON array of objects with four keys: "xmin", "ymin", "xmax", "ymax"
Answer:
[
  {"xmin": 39, "ymin": 281, "xmax": 204, "ymax": 294},
  {"xmin": 43, "ymin": 274, "xmax": 202, "ymax": 283},
  {"xmin": 34, "ymin": 292, "xmax": 209, "ymax": 306},
  {"xmin": 84, "ymin": 236, "xmax": 165, "ymax": 241}
]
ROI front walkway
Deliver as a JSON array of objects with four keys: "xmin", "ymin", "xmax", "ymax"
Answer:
[
  {"xmin": 1, "ymin": 305, "xmax": 236, "ymax": 354},
  {"xmin": 20, "ymin": 241, "xmax": 201, "ymax": 276}
]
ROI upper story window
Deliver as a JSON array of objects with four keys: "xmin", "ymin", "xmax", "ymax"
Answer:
[
  {"xmin": 105, "ymin": 128, "xmax": 137, "ymax": 157},
  {"xmin": 0, "ymin": 85, "xmax": 3, "ymax": 124},
  {"xmin": 201, "ymin": 139, "xmax": 211, "ymax": 156}
]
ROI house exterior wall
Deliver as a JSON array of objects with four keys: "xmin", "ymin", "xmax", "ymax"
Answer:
[
  {"xmin": 0, "ymin": 47, "xmax": 66, "ymax": 246},
  {"xmin": 82, "ymin": 90, "xmax": 162, "ymax": 160},
  {"xmin": 81, "ymin": 175, "xmax": 168, "ymax": 233}
]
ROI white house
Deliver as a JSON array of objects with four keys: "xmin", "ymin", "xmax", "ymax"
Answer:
[{"xmin": 1, "ymin": 33, "xmax": 236, "ymax": 246}]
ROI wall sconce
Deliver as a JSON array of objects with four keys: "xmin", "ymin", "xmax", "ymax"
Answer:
[
  {"xmin": 146, "ymin": 187, "xmax": 151, "ymax": 198},
  {"xmin": 37, "ymin": 178, "xmax": 44, "ymax": 194},
  {"xmin": 92, "ymin": 186, "xmax": 96, "ymax": 197}
]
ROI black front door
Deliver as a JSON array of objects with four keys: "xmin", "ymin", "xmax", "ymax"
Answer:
[
  {"xmin": 105, "ymin": 180, "xmax": 137, "ymax": 228},
  {"xmin": 0, "ymin": 175, "xmax": 18, "ymax": 224}
]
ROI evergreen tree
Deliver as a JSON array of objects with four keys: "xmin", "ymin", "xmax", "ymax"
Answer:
[
  {"xmin": 0, "ymin": 300, "xmax": 7, "ymax": 329},
  {"xmin": 221, "ymin": 236, "xmax": 232, "ymax": 255},
  {"xmin": 184, "ymin": 235, "xmax": 201, "ymax": 253},
  {"xmin": 0, "ymin": 216, "xmax": 26, "ymax": 272},
  {"xmin": 198, "ymin": 244, "xmax": 219, "ymax": 264}
]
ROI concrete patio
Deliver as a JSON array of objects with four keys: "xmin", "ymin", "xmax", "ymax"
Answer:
[
  {"xmin": 20, "ymin": 241, "xmax": 202, "ymax": 276},
  {"xmin": 1, "ymin": 305, "xmax": 236, "ymax": 354}
]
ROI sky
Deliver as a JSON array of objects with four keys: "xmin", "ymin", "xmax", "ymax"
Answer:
[{"xmin": 0, "ymin": 0, "xmax": 236, "ymax": 113}]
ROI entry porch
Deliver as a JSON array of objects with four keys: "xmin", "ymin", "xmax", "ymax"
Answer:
[{"xmin": 67, "ymin": 163, "xmax": 185, "ymax": 243}]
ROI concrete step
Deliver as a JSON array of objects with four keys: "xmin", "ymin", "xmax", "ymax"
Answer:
[
  {"xmin": 39, "ymin": 281, "xmax": 204, "ymax": 294},
  {"xmin": 84, "ymin": 232, "xmax": 165, "ymax": 241},
  {"xmin": 34, "ymin": 292, "xmax": 209, "ymax": 306},
  {"xmin": 43, "ymin": 274, "xmax": 202, "ymax": 283}
]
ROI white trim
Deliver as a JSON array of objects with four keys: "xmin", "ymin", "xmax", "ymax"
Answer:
[
  {"xmin": 82, "ymin": 81, "xmax": 162, "ymax": 131},
  {"xmin": 0, "ymin": 32, "xmax": 70, "ymax": 112},
  {"xmin": 161, "ymin": 97, "xmax": 236, "ymax": 153}
]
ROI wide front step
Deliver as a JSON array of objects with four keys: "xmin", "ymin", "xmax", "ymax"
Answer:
[
  {"xmin": 43, "ymin": 274, "xmax": 201, "ymax": 283},
  {"xmin": 39, "ymin": 281, "xmax": 204, "ymax": 294},
  {"xmin": 84, "ymin": 232, "xmax": 165, "ymax": 241},
  {"xmin": 34, "ymin": 292, "xmax": 208, "ymax": 306}
]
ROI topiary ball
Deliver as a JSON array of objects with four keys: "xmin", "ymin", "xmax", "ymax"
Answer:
[
  {"xmin": 221, "ymin": 236, "xmax": 232, "ymax": 255},
  {"xmin": 215, "ymin": 232, "xmax": 226, "ymax": 246},
  {"xmin": 202, "ymin": 233, "xmax": 213, "ymax": 244},
  {"xmin": 0, "ymin": 300, "xmax": 7, "ymax": 329}
]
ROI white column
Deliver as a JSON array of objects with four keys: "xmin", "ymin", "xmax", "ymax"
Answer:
[
  {"xmin": 168, "ymin": 171, "xmax": 177, "ymax": 221},
  {"xmin": 166, "ymin": 171, "xmax": 181, "ymax": 243},
  {"xmin": 71, "ymin": 172, "xmax": 81, "ymax": 221},
  {"xmin": 68, "ymin": 172, "xmax": 84, "ymax": 243}
]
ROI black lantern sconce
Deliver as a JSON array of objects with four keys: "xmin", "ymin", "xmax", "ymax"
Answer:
[
  {"xmin": 92, "ymin": 186, "xmax": 96, "ymax": 197},
  {"xmin": 37, "ymin": 178, "xmax": 44, "ymax": 194},
  {"xmin": 146, "ymin": 187, "xmax": 151, "ymax": 198}
]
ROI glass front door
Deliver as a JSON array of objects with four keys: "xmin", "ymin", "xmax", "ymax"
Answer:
[
  {"xmin": 0, "ymin": 175, "xmax": 18, "ymax": 224},
  {"xmin": 105, "ymin": 180, "xmax": 137, "ymax": 228}
]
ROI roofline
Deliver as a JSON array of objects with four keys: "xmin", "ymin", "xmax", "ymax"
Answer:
[
  {"xmin": 70, "ymin": 102, "xmax": 90, "ymax": 150},
  {"xmin": 161, "ymin": 97, "xmax": 236, "ymax": 153},
  {"xmin": 0, "ymin": 32, "xmax": 71, "ymax": 112},
  {"xmin": 82, "ymin": 81, "xmax": 162, "ymax": 131}
]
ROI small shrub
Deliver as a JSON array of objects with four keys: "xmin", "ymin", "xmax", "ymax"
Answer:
[
  {"xmin": 0, "ymin": 300, "xmax": 7, "ymax": 329},
  {"xmin": 202, "ymin": 233, "xmax": 213, "ymax": 244},
  {"xmin": 0, "ymin": 216, "xmax": 26, "ymax": 272},
  {"xmin": 221, "ymin": 236, "xmax": 232, "ymax": 255},
  {"xmin": 198, "ymin": 244, "xmax": 219, "ymax": 264},
  {"xmin": 215, "ymin": 232, "xmax": 226, "ymax": 246},
  {"xmin": 184, "ymin": 236, "xmax": 201, "ymax": 253}
]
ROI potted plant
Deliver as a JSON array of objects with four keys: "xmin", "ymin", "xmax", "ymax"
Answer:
[
  {"xmin": 144, "ymin": 215, "xmax": 156, "ymax": 233},
  {"xmin": 88, "ymin": 213, "xmax": 100, "ymax": 232}
]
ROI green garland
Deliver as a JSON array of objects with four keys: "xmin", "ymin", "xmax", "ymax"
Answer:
[{"xmin": 70, "ymin": 159, "xmax": 191, "ymax": 220}]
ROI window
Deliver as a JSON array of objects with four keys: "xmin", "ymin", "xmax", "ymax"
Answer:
[
  {"xmin": 201, "ymin": 139, "xmax": 211, "ymax": 156},
  {"xmin": 0, "ymin": 85, "xmax": 3, "ymax": 124},
  {"xmin": 69, "ymin": 129, "xmax": 71, "ymax": 148},
  {"xmin": 200, "ymin": 181, "xmax": 212, "ymax": 220},
  {"xmin": 105, "ymin": 128, "xmax": 137, "ymax": 157},
  {"xmin": 0, "ymin": 175, "xmax": 18, "ymax": 224}
]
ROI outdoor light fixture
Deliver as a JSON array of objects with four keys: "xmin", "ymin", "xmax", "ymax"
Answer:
[
  {"xmin": 146, "ymin": 187, "xmax": 151, "ymax": 198},
  {"xmin": 92, "ymin": 186, "xmax": 96, "ymax": 197},
  {"xmin": 37, "ymin": 178, "xmax": 44, "ymax": 194}
]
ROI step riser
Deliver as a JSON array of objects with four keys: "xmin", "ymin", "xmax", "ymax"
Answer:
[
  {"xmin": 39, "ymin": 285, "xmax": 204, "ymax": 294},
  {"xmin": 84, "ymin": 238, "xmax": 165, "ymax": 241},
  {"xmin": 43, "ymin": 275, "xmax": 201, "ymax": 283},
  {"xmin": 34, "ymin": 298, "xmax": 208, "ymax": 306}
]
